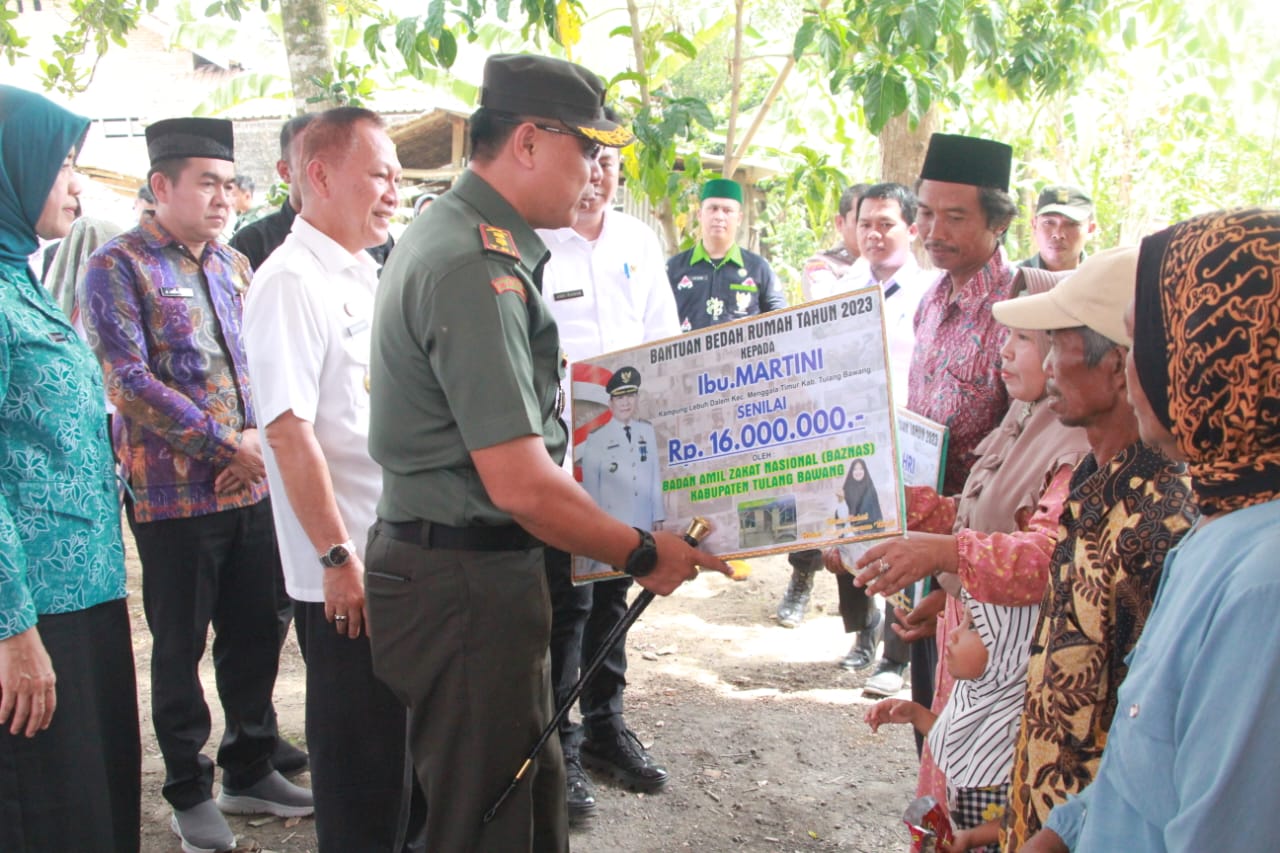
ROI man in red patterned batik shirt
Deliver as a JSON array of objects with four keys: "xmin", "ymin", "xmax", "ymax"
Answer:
[{"xmin": 860, "ymin": 133, "xmax": 1021, "ymax": 714}]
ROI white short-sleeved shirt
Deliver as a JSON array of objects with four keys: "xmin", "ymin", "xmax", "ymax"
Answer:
[
  {"xmin": 835, "ymin": 255, "xmax": 933, "ymax": 407},
  {"xmin": 243, "ymin": 216, "xmax": 380, "ymax": 602},
  {"xmin": 537, "ymin": 209, "xmax": 680, "ymax": 468}
]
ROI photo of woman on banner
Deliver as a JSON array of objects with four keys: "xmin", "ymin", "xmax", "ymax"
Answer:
[{"xmin": 841, "ymin": 457, "xmax": 884, "ymax": 534}]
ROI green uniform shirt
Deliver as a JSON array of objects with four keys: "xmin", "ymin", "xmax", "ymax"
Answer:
[{"xmin": 369, "ymin": 170, "xmax": 567, "ymax": 525}]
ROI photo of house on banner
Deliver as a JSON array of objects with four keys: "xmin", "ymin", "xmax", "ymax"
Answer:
[{"xmin": 570, "ymin": 286, "xmax": 905, "ymax": 582}]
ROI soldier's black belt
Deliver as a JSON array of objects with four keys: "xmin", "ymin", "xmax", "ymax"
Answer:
[{"xmin": 375, "ymin": 518, "xmax": 542, "ymax": 552}]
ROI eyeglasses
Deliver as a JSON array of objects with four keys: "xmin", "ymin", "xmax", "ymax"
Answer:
[{"xmin": 492, "ymin": 115, "xmax": 602, "ymax": 161}]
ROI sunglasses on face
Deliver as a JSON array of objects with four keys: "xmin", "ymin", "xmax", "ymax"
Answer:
[{"xmin": 493, "ymin": 115, "xmax": 602, "ymax": 161}]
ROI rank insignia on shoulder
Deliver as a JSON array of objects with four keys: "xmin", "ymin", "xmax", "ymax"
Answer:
[
  {"xmin": 490, "ymin": 275, "xmax": 527, "ymax": 302},
  {"xmin": 479, "ymin": 224, "xmax": 520, "ymax": 260}
]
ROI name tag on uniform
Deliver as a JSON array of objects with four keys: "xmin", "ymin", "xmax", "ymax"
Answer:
[
  {"xmin": 554, "ymin": 289, "xmax": 585, "ymax": 301},
  {"xmin": 47, "ymin": 331, "xmax": 68, "ymax": 343},
  {"xmin": 345, "ymin": 319, "xmax": 369, "ymax": 336},
  {"xmin": 160, "ymin": 286, "xmax": 194, "ymax": 298}
]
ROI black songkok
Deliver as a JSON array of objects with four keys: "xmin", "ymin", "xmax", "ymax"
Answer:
[
  {"xmin": 146, "ymin": 117, "xmax": 235, "ymax": 166},
  {"xmin": 919, "ymin": 133, "xmax": 1012, "ymax": 193}
]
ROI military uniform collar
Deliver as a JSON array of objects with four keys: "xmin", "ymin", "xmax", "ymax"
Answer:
[
  {"xmin": 453, "ymin": 170, "xmax": 549, "ymax": 271},
  {"xmin": 691, "ymin": 240, "xmax": 744, "ymax": 269}
]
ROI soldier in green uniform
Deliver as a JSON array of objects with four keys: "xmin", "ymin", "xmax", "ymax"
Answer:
[{"xmin": 366, "ymin": 54, "xmax": 731, "ymax": 853}]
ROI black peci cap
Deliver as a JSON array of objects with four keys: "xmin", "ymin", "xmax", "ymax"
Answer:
[
  {"xmin": 919, "ymin": 133, "xmax": 1013, "ymax": 192},
  {"xmin": 146, "ymin": 117, "xmax": 234, "ymax": 166}
]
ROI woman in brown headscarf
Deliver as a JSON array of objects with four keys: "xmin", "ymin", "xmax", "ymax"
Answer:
[{"xmin": 1022, "ymin": 207, "xmax": 1280, "ymax": 853}]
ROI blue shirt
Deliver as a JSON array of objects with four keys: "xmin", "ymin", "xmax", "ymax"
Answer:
[
  {"xmin": 1045, "ymin": 498, "xmax": 1280, "ymax": 852},
  {"xmin": 0, "ymin": 260, "xmax": 127, "ymax": 640}
]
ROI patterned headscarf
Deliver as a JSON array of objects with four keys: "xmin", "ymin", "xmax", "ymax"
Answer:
[{"xmin": 1133, "ymin": 207, "xmax": 1280, "ymax": 515}]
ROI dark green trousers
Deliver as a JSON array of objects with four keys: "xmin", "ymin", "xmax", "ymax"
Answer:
[{"xmin": 365, "ymin": 526, "xmax": 568, "ymax": 853}]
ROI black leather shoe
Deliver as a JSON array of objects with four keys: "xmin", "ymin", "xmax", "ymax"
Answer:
[
  {"xmin": 271, "ymin": 737, "xmax": 309, "ymax": 777},
  {"xmin": 564, "ymin": 753, "xmax": 596, "ymax": 825},
  {"xmin": 581, "ymin": 729, "xmax": 669, "ymax": 793}
]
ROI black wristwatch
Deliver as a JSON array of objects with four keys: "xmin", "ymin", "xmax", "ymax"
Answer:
[
  {"xmin": 319, "ymin": 539, "xmax": 355, "ymax": 569},
  {"xmin": 623, "ymin": 528, "xmax": 658, "ymax": 578}
]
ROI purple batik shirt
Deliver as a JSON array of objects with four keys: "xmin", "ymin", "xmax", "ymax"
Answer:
[{"xmin": 82, "ymin": 218, "xmax": 268, "ymax": 522}]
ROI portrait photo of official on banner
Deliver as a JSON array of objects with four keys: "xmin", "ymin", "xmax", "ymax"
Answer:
[{"xmin": 571, "ymin": 286, "xmax": 906, "ymax": 565}]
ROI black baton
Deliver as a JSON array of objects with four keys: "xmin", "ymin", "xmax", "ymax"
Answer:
[{"xmin": 482, "ymin": 518, "xmax": 711, "ymax": 824}]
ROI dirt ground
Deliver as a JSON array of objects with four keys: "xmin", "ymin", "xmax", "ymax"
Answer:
[{"xmin": 129, "ymin": 543, "xmax": 919, "ymax": 853}]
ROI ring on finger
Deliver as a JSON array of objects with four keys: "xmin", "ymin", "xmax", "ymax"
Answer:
[{"xmin": 334, "ymin": 615, "xmax": 348, "ymax": 622}]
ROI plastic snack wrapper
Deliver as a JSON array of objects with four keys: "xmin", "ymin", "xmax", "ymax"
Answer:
[{"xmin": 903, "ymin": 795, "xmax": 954, "ymax": 852}]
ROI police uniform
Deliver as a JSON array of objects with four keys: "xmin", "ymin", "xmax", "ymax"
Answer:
[
  {"xmin": 666, "ymin": 241, "xmax": 787, "ymax": 331},
  {"xmin": 365, "ymin": 53, "xmax": 633, "ymax": 853}
]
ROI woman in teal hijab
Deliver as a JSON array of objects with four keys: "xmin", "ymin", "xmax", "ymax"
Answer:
[{"xmin": 0, "ymin": 85, "xmax": 140, "ymax": 852}]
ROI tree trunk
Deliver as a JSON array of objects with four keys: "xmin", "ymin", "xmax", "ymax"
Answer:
[
  {"xmin": 877, "ymin": 106, "xmax": 938, "ymax": 185},
  {"xmin": 279, "ymin": 0, "xmax": 336, "ymax": 113},
  {"xmin": 878, "ymin": 107, "xmax": 939, "ymax": 269}
]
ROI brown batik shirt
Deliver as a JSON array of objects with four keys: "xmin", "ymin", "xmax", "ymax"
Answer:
[{"xmin": 1002, "ymin": 440, "xmax": 1197, "ymax": 851}]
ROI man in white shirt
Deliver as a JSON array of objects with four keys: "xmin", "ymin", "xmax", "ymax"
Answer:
[
  {"xmin": 777, "ymin": 183, "xmax": 930, "ymax": 682},
  {"xmin": 242, "ymin": 107, "xmax": 422, "ymax": 852},
  {"xmin": 839, "ymin": 181, "xmax": 928, "ymax": 405},
  {"xmin": 536, "ymin": 136, "xmax": 680, "ymax": 823}
]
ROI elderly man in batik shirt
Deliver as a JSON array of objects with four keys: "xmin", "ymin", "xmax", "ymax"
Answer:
[{"xmin": 990, "ymin": 246, "xmax": 1197, "ymax": 851}]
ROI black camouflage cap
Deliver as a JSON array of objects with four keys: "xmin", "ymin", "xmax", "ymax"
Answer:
[
  {"xmin": 1035, "ymin": 185, "xmax": 1094, "ymax": 222},
  {"xmin": 480, "ymin": 54, "xmax": 634, "ymax": 148}
]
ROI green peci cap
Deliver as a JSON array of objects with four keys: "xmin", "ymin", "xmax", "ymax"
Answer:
[
  {"xmin": 480, "ymin": 54, "xmax": 634, "ymax": 148},
  {"xmin": 700, "ymin": 178, "xmax": 743, "ymax": 204}
]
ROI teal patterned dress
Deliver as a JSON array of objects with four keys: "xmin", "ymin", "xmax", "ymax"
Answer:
[{"xmin": 0, "ymin": 259, "xmax": 127, "ymax": 640}]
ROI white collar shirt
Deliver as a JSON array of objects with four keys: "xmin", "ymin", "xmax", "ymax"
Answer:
[
  {"xmin": 242, "ymin": 215, "xmax": 381, "ymax": 602},
  {"xmin": 835, "ymin": 253, "xmax": 931, "ymax": 406}
]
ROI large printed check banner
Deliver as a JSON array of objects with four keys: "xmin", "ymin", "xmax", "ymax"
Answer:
[{"xmin": 572, "ymin": 287, "xmax": 906, "ymax": 566}]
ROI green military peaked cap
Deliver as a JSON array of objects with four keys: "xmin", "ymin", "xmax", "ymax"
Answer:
[{"xmin": 480, "ymin": 54, "xmax": 634, "ymax": 148}]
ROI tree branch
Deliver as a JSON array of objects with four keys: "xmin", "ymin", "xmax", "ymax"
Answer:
[
  {"xmin": 724, "ymin": 0, "xmax": 831, "ymax": 178},
  {"xmin": 626, "ymin": 0, "xmax": 649, "ymax": 103},
  {"xmin": 722, "ymin": 0, "xmax": 746, "ymax": 178}
]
